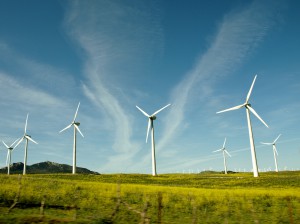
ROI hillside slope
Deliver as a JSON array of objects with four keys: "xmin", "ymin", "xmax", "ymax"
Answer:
[{"xmin": 0, "ymin": 161, "xmax": 99, "ymax": 174}]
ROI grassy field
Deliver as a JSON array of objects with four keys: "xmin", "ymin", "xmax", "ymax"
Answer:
[{"xmin": 0, "ymin": 171, "xmax": 299, "ymax": 223}]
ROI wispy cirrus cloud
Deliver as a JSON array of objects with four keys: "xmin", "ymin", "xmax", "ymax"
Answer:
[
  {"xmin": 0, "ymin": 41, "xmax": 81, "ymax": 168},
  {"xmin": 158, "ymin": 0, "xmax": 284, "ymax": 150},
  {"xmin": 64, "ymin": 0, "xmax": 163, "ymax": 171},
  {"xmin": 131, "ymin": 0, "xmax": 285, "ymax": 172},
  {"xmin": 0, "ymin": 41, "xmax": 77, "ymax": 105},
  {"xmin": 0, "ymin": 72, "xmax": 64, "ymax": 109}
]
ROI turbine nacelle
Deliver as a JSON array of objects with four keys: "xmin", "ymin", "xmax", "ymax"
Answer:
[
  {"xmin": 217, "ymin": 76, "xmax": 268, "ymax": 128},
  {"xmin": 150, "ymin": 116, "xmax": 156, "ymax": 120},
  {"xmin": 136, "ymin": 104, "xmax": 171, "ymax": 143},
  {"xmin": 59, "ymin": 102, "xmax": 84, "ymax": 175},
  {"xmin": 213, "ymin": 138, "xmax": 231, "ymax": 174},
  {"xmin": 15, "ymin": 114, "xmax": 38, "ymax": 147},
  {"xmin": 59, "ymin": 102, "xmax": 84, "ymax": 138},
  {"xmin": 216, "ymin": 75, "xmax": 269, "ymax": 177},
  {"xmin": 2, "ymin": 138, "xmax": 20, "ymax": 175},
  {"xmin": 261, "ymin": 134, "xmax": 281, "ymax": 172},
  {"xmin": 213, "ymin": 138, "xmax": 231, "ymax": 157},
  {"xmin": 136, "ymin": 103, "xmax": 171, "ymax": 176},
  {"xmin": 16, "ymin": 114, "xmax": 38, "ymax": 175},
  {"xmin": 3, "ymin": 139, "xmax": 19, "ymax": 151}
]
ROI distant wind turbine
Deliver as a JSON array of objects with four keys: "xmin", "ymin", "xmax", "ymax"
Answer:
[
  {"xmin": 59, "ymin": 102, "xmax": 84, "ymax": 174},
  {"xmin": 213, "ymin": 137, "xmax": 231, "ymax": 174},
  {"xmin": 136, "ymin": 104, "xmax": 171, "ymax": 176},
  {"xmin": 216, "ymin": 75, "xmax": 269, "ymax": 177},
  {"xmin": 261, "ymin": 134, "xmax": 281, "ymax": 172},
  {"xmin": 15, "ymin": 114, "xmax": 38, "ymax": 175},
  {"xmin": 2, "ymin": 138, "xmax": 20, "ymax": 175}
]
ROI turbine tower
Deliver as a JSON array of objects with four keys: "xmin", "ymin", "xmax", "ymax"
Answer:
[
  {"xmin": 136, "ymin": 104, "xmax": 171, "ymax": 176},
  {"xmin": 216, "ymin": 75, "xmax": 269, "ymax": 177},
  {"xmin": 261, "ymin": 134, "xmax": 281, "ymax": 172},
  {"xmin": 2, "ymin": 138, "xmax": 20, "ymax": 175},
  {"xmin": 213, "ymin": 138, "xmax": 231, "ymax": 174},
  {"xmin": 15, "ymin": 114, "xmax": 38, "ymax": 175},
  {"xmin": 59, "ymin": 102, "xmax": 84, "ymax": 174}
]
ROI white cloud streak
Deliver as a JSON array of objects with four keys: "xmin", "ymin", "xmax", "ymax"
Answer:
[
  {"xmin": 0, "ymin": 72, "xmax": 64, "ymax": 109},
  {"xmin": 64, "ymin": 0, "xmax": 163, "ymax": 171},
  {"xmin": 0, "ymin": 41, "xmax": 83, "ymax": 168},
  {"xmin": 131, "ymin": 0, "xmax": 285, "ymax": 172},
  {"xmin": 158, "ymin": 0, "xmax": 283, "ymax": 150},
  {"xmin": 0, "ymin": 42, "xmax": 78, "ymax": 118}
]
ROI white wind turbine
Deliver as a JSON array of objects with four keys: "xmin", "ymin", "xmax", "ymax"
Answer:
[
  {"xmin": 15, "ymin": 114, "xmax": 38, "ymax": 175},
  {"xmin": 59, "ymin": 102, "xmax": 84, "ymax": 174},
  {"xmin": 136, "ymin": 104, "xmax": 171, "ymax": 176},
  {"xmin": 216, "ymin": 75, "xmax": 269, "ymax": 177},
  {"xmin": 2, "ymin": 138, "xmax": 20, "ymax": 175},
  {"xmin": 261, "ymin": 134, "xmax": 281, "ymax": 172},
  {"xmin": 213, "ymin": 138, "xmax": 231, "ymax": 174}
]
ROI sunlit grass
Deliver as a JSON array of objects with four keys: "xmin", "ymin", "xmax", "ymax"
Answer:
[{"xmin": 0, "ymin": 171, "xmax": 299, "ymax": 223}]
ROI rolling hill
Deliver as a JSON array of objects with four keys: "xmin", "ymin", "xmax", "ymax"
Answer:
[{"xmin": 0, "ymin": 161, "xmax": 99, "ymax": 174}]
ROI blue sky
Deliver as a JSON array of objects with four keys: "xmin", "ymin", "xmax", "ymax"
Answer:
[{"xmin": 0, "ymin": 0, "xmax": 299, "ymax": 174}]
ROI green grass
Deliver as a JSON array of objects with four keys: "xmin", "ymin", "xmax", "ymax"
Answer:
[{"xmin": 0, "ymin": 171, "xmax": 299, "ymax": 223}]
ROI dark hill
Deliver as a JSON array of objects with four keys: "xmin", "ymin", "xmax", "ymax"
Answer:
[{"xmin": 0, "ymin": 161, "xmax": 99, "ymax": 174}]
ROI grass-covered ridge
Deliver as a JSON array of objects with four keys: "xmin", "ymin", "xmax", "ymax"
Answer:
[
  {"xmin": 0, "ymin": 172, "xmax": 299, "ymax": 223},
  {"xmin": 35, "ymin": 171, "xmax": 300, "ymax": 188}
]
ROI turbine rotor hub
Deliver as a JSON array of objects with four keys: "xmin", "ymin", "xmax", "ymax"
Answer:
[{"xmin": 150, "ymin": 116, "xmax": 156, "ymax": 120}]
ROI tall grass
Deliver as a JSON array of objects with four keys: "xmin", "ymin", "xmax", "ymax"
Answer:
[{"xmin": 0, "ymin": 172, "xmax": 299, "ymax": 223}]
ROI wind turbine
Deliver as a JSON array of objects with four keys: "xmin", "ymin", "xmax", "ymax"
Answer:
[
  {"xmin": 213, "ymin": 138, "xmax": 231, "ymax": 174},
  {"xmin": 261, "ymin": 134, "xmax": 281, "ymax": 172},
  {"xmin": 216, "ymin": 75, "xmax": 269, "ymax": 177},
  {"xmin": 59, "ymin": 102, "xmax": 84, "ymax": 174},
  {"xmin": 15, "ymin": 114, "xmax": 38, "ymax": 175},
  {"xmin": 2, "ymin": 138, "xmax": 20, "ymax": 175},
  {"xmin": 136, "ymin": 104, "xmax": 171, "ymax": 176}
]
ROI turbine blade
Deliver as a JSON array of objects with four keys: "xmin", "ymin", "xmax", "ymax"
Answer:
[
  {"xmin": 225, "ymin": 150, "xmax": 232, "ymax": 157},
  {"xmin": 216, "ymin": 104, "xmax": 244, "ymax": 114},
  {"xmin": 146, "ymin": 119, "xmax": 151, "ymax": 143},
  {"xmin": 14, "ymin": 138, "xmax": 24, "ymax": 149},
  {"xmin": 136, "ymin": 105, "xmax": 150, "ymax": 117},
  {"xmin": 246, "ymin": 75, "xmax": 257, "ymax": 103},
  {"xmin": 75, "ymin": 125, "xmax": 84, "ymax": 137},
  {"xmin": 10, "ymin": 138, "xmax": 20, "ymax": 148},
  {"xmin": 151, "ymin": 104, "xmax": 171, "ymax": 116},
  {"xmin": 273, "ymin": 134, "xmax": 281, "ymax": 144},
  {"xmin": 2, "ymin": 141, "xmax": 9, "ymax": 149},
  {"xmin": 247, "ymin": 106, "xmax": 269, "ymax": 128},
  {"xmin": 26, "ymin": 136, "xmax": 38, "ymax": 144},
  {"xmin": 261, "ymin": 142, "xmax": 272, "ymax": 145},
  {"xmin": 25, "ymin": 113, "xmax": 29, "ymax": 134},
  {"xmin": 223, "ymin": 138, "xmax": 227, "ymax": 148},
  {"xmin": 213, "ymin": 149, "xmax": 222, "ymax": 153},
  {"xmin": 73, "ymin": 102, "xmax": 80, "ymax": 121},
  {"xmin": 274, "ymin": 145, "xmax": 278, "ymax": 156},
  {"xmin": 59, "ymin": 124, "xmax": 72, "ymax": 133}
]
